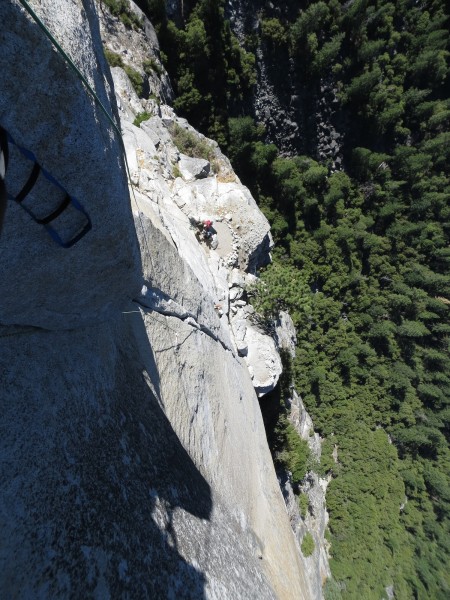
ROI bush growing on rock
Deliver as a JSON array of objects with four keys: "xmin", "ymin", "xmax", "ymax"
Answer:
[
  {"xmin": 123, "ymin": 65, "xmax": 144, "ymax": 97},
  {"xmin": 301, "ymin": 532, "xmax": 315, "ymax": 557},
  {"xmin": 104, "ymin": 47, "xmax": 124, "ymax": 67},
  {"xmin": 275, "ymin": 418, "xmax": 311, "ymax": 488},
  {"xmin": 103, "ymin": 0, "xmax": 143, "ymax": 30},
  {"xmin": 133, "ymin": 112, "xmax": 151, "ymax": 127},
  {"xmin": 104, "ymin": 48, "xmax": 145, "ymax": 97},
  {"xmin": 143, "ymin": 57, "xmax": 162, "ymax": 77},
  {"xmin": 298, "ymin": 493, "xmax": 309, "ymax": 517},
  {"xmin": 171, "ymin": 123, "xmax": 215, "ymax": 163}
]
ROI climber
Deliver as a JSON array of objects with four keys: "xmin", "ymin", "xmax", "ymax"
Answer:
[
  {"xmin": 189, "ymin": 217, "xmax": 218, "ymax": 248},
  {"xmin": 0, "ymin": 126, "xmax": 8, "ymax": 233},
  {"xmin": 203, "ymin": 220, "xmax": 218, "ymax": 250},
  {"xmin": 203, "ymin": 219, "xmax": 213, "ymax": 239}
]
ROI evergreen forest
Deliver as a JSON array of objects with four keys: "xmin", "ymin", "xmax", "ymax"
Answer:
[{"xmin": 135, "ymin": 0, "xmax": 449, "ymax": 598}]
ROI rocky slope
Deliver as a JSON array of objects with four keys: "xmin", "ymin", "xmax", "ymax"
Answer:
[{"xmin": 0, "ymin": 1, "xmax": 314, "ymax": 598}]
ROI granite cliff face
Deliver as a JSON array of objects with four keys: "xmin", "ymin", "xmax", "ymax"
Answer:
[
  {"xmin": 0, "ymin": 1, "xmax": 312, "ymax": 598},
  {"xmin": 0, "ymin": 0, "xmax": 141, "ymax": 328},
  {"xmin": 273, "ymin": 313, "xmax": 331, "ymax": 600}
]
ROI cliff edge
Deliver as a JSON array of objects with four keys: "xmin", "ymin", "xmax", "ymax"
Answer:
[{"xmin": 0, "ymin": 1, "xmax": 312, "ymax": 598}]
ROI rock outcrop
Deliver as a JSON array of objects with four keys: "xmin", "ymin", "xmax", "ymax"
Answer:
[
  {"xmin": 0, "ymin": 1, "xmax": 311, "ymax": 598},
  {"xmin": 275, "ymin": 315, "xmax": 332, "ymax": 600},
  {"xmin": 106, "ymin": 35, "xmax": 279, "ymax": 395},
  {"xmin": 286, "ymin": 392, "xmax": 332, "ymax": 599}
]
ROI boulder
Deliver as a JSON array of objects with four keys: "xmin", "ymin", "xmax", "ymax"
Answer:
[
  {"xmin": 229, "ymin": 286, "xmax": 244, "ymax": 301},
  {"xmin": 178, "ymin": 153, "xmax": 210, "ymax": 180},
  {"xmin": 274, "ymin": 310, "xmax": 297, "ymax": 357},
  {"xmin": 231, "ymin": 317, "xmax": 248, "ymax": 356},
  {"xmin": 229, "ymin": 267, "xmax": 246, "ymax": 288},
  {"xmin": 111, "ymin": 66, "xmax": 146, "ymax": 122},
  {"xmin": 244, "ymin": 323, "xmax": 283, "ymax": 396}
]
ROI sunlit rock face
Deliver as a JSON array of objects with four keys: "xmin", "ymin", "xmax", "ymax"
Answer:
[{"xmin": 0, "ymin": 1, "xmax": 312, "ymax": 598}]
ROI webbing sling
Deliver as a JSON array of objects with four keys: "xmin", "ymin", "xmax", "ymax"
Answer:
[
  {"xmin": 1, "ymin": 126, "xmax": 92, "ymax": 248},
  {"xmin": 0, "ymin": 127, "xmax": 7, "ymax": 230},
  {"xmin": 0, "ymin": 126, "xmax": 9, "ymax": 178},
  {"xmin": 11, "ymin": 0, "xmax": 131, "ymax": 249}
]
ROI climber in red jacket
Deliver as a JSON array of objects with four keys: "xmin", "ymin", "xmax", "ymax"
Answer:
[{"xmin": 203, "ymin": 219, "xmax": 213, "ymax": 239}]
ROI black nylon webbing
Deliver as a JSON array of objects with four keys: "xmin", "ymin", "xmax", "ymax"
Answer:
[
  {"xmin": 35, "ymin": 193, "xmax": 71, "ymax": 224},
  {"xmin": 15, "ymin": 162, "xmax": 41, "ymax": 203},
  {"xmin": 0, "ymin": 126, "xmax": 9, "ymax": 177},
  {"xmin": 1, "ymin": 126, "xmax": 92, "ymax": 247}
]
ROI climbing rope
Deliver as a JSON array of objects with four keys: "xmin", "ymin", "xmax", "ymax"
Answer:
[
  {"xmin": 11, "ymin": 0, "xmax": 155, "ymax": 257},
  {"xmin": 12, "ymin": 1, "xmax": 187, "ymax": 344},
  {"xmin": 3, "ymin": 3, "xmax": 227, "ymax": 436},
  {"xmin": 17, "ymin": 0, "xmax": 122, "ymax": 140}
]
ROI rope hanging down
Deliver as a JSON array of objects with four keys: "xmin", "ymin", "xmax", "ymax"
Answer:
[
  {"xmin": 17, "ymin": 0, "xmax": 122, "ymax": 140},
  {"xmin": 13, "ymin": 0, "xmax": 154, "ymax": 259}
]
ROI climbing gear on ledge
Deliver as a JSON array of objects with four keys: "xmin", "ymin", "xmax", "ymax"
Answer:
[{"xmin": 0, "ymin": 125, "xmax": 92, "ymax": 248}]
